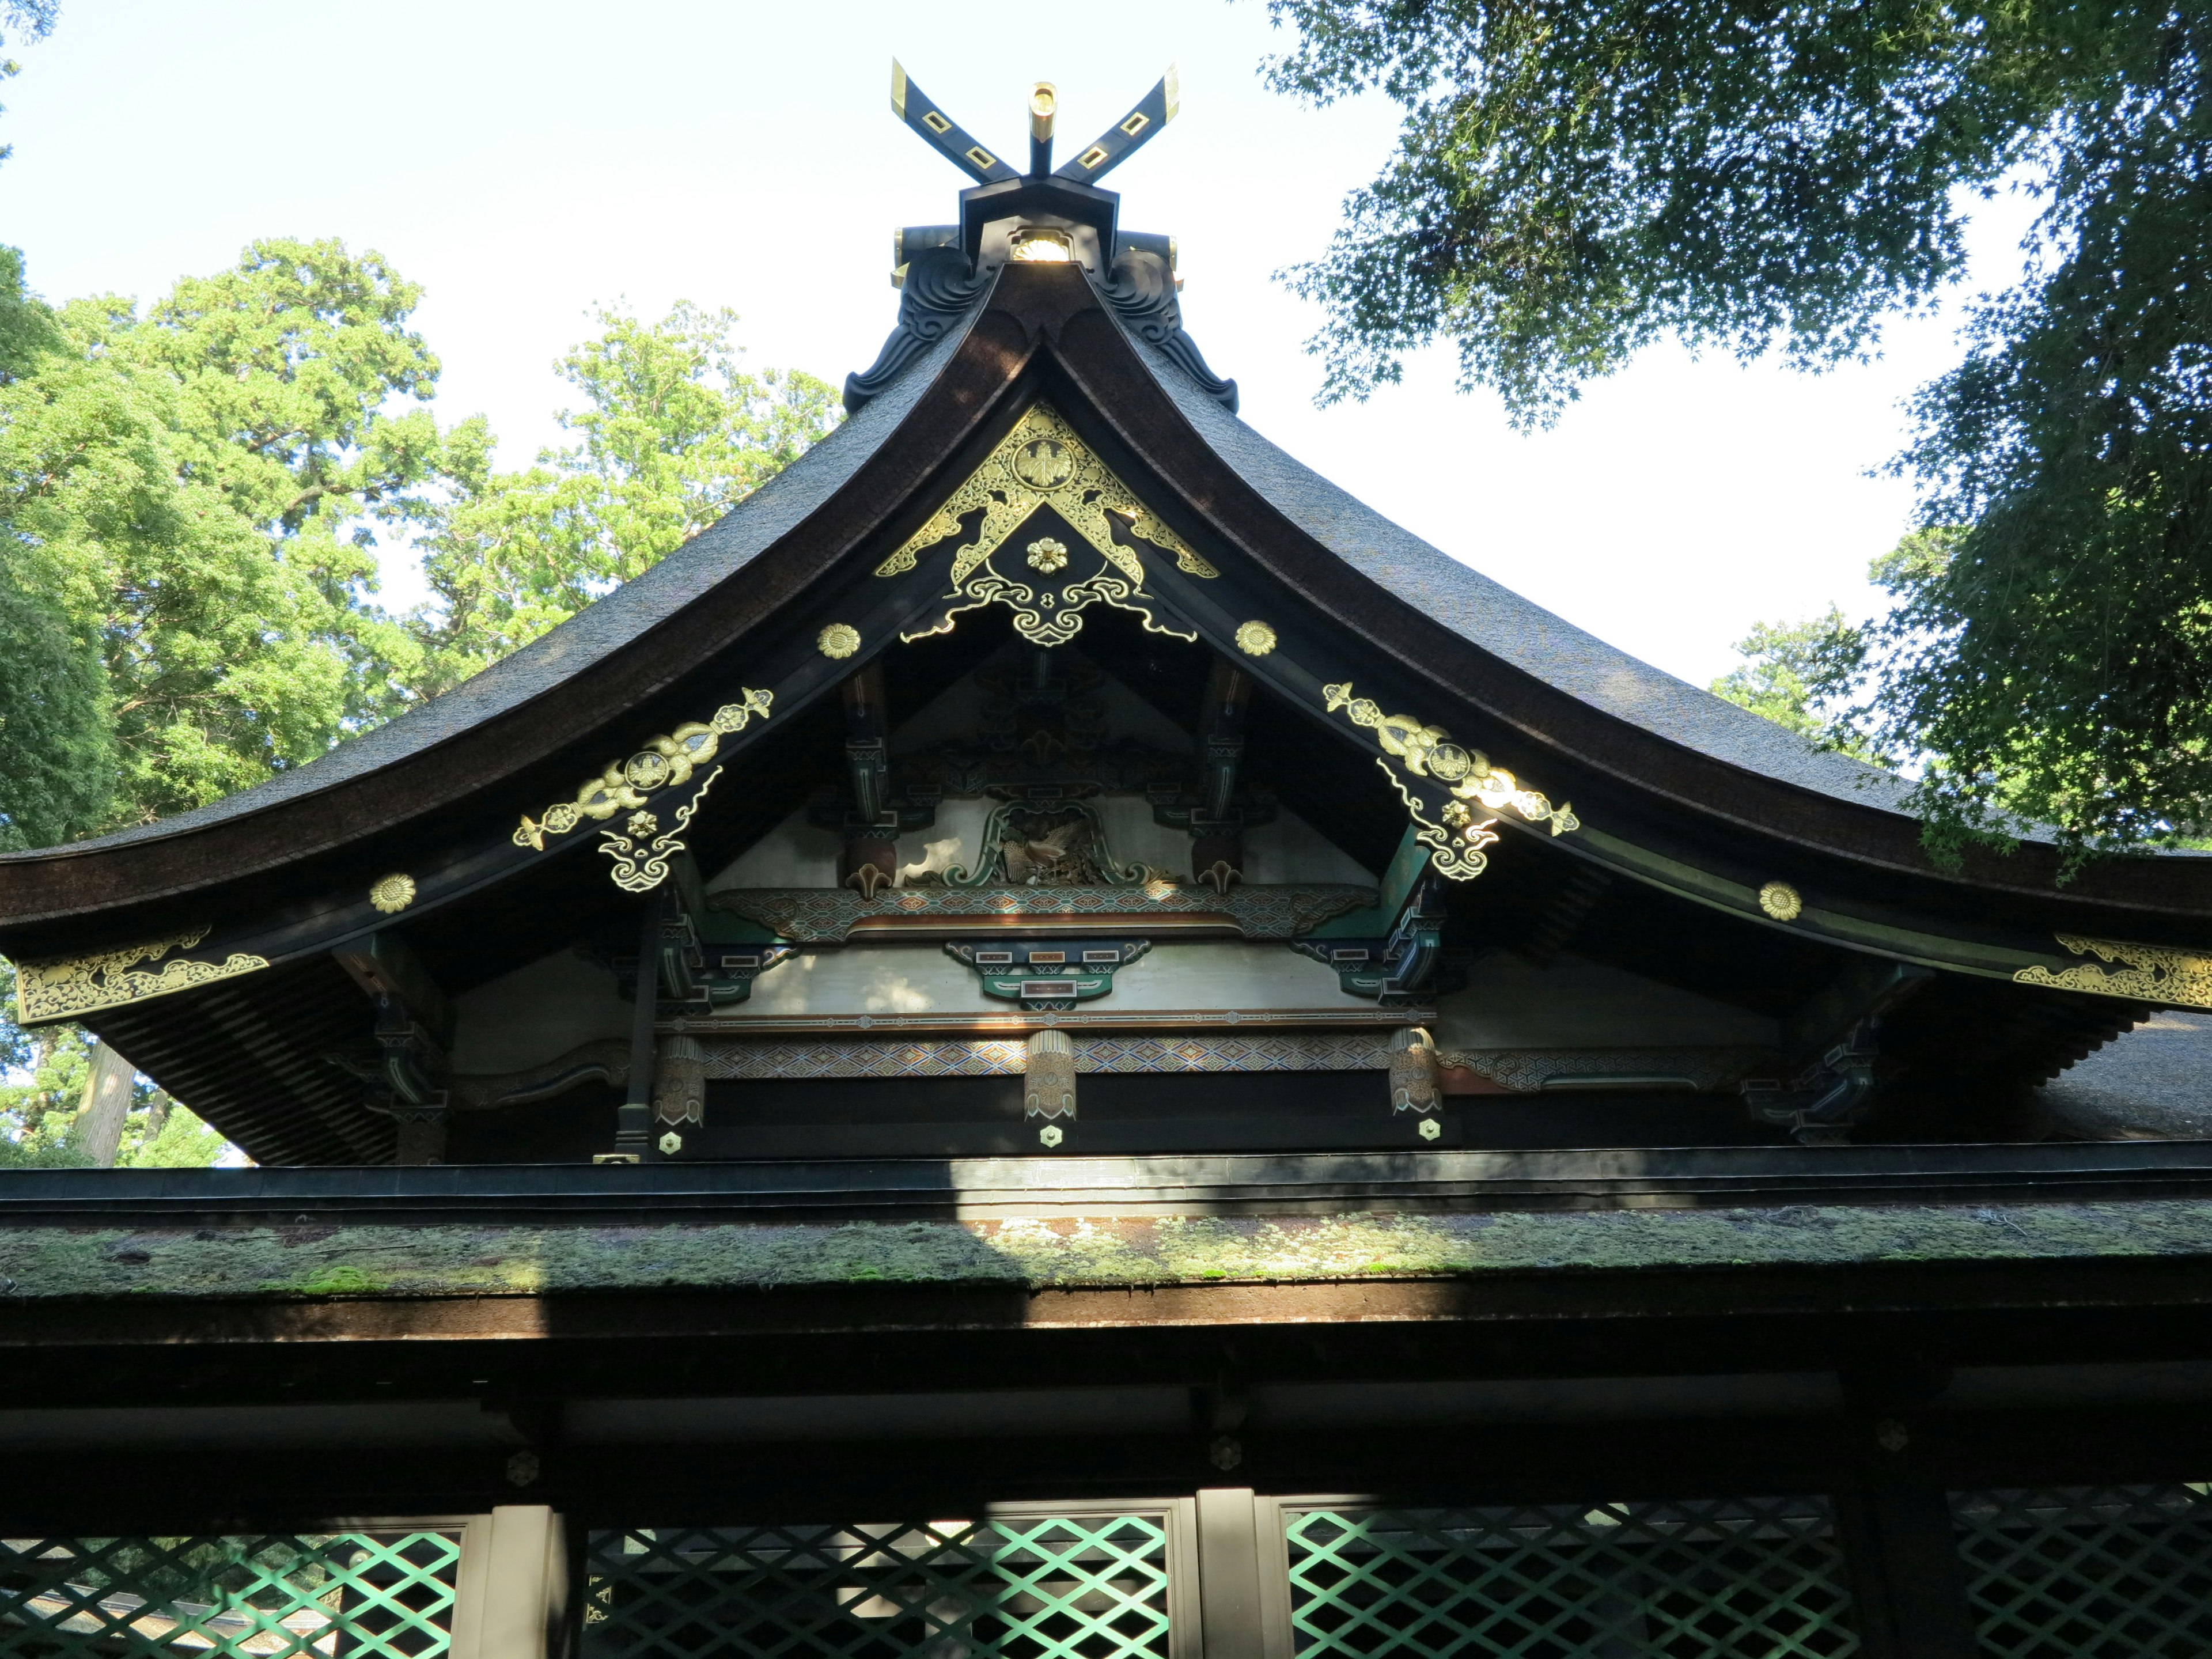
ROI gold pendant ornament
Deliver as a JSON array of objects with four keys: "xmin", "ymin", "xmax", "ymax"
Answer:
[
  {"xmin": 880, "ymin": 403, "xmax": 1213, "ymax": 647},
  {"xmin": 1322, "ymin": 682, "xmax": 1580, "ymax": 881}
]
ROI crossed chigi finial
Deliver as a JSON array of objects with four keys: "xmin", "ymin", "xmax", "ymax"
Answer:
[{"xmin": 889, "ymin": 60, "xmax": 1177, "ymax": 184}]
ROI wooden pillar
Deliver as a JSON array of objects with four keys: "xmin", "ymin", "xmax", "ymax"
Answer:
[
  {"xmin": 609, "ymin": 891, "xmax": 665, "ymax": 1161},
  {"xmin": 453, "ymin": 1506, "xmax": 569, "ymax": 1659},
  {"xmin": 1196, "ymin": 1487, "xmax": 1266, "ymax": 1659}
]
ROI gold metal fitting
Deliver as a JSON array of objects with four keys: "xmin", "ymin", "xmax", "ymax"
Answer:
[
  {"xmin": 1029, "ymin": 81, "xmax": 1057, "ymax": 142},
  {"xmin": 1009, "ymin": 226, "xmax": 1073, "ymax": 263}
]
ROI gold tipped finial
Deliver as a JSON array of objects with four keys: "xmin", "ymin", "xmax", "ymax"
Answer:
[{"xmin": 1029, "ymin": 80, "xmax": 1058, "ymax": 174}]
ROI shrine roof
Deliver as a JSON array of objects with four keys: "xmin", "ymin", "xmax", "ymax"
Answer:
[{"xmin": 1134, "ymin": 339, "xmax": 1912, "ymax": 816}]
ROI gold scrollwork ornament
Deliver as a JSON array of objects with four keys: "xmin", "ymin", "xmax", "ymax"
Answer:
[
  {"xmin": 1323, "ymin": 681, "xmax": 1580, "ymax": 881},
  {"xmin": 881, "ymin": 404, "xmax": 1211, "ymax": 650},
  {"xmin": 601, "ymin": 767, "xmax": 723, "ymax": 893},
  {"xmin": 514, "ymin": 689, "xmax": 772, "ymax": 853},
  {"xmin": 2014, "ymin": 934, "xmax": 2212, "ymax": 1010},
  {"xmin": 13, "ymin": 927, "xmax": 270, "ymax": 1023}
]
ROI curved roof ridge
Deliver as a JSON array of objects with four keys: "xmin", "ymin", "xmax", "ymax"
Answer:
[
  {"xmin": 1127, "ymin": 335, "xmax": 1916, "ymax": 816},
  {"xmin": 18, "ymin": 317, "xmax": 982, "ymax": 859}
]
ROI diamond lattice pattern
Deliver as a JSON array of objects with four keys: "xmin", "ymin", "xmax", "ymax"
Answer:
[
  {"xmin": 1282, "ymin": 1500, "xmax": 1860, "ymax": 1659},
  {"xmin": 1952, "ymin": 1484, "xmax": 2212, "ymax": 1658},
  {"xmin": 582, "ymin": 1516, "xmax": 1172, "ymax": 1659},
  {"xmin": 0, "ymin": 1532, "xmax": 463, "ymax": 1659}
]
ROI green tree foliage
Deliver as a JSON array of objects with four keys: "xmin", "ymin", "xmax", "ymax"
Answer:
[
  {"xmin": 1, "ymin": 254, "xmax": 837, "ymax": 1163},
  {"xmin": 1266, "ymin": 0, "xmax": 2212, "ymax": 855},
  {"xmin": 1710, "ymin": 607, "xmax": 1865, "ymax": 746},
  {"xmin": 410, "ymin": 302, "xmax": 840, "ymax": 695},
  {"xmin": 0, "ymin": 239, "xmax": 437, "ymax": 838}
]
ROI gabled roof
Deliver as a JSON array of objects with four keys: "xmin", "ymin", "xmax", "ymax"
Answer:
[{"xmin": 0, "ymin": 252, "xmax": 2205, "ymax": 1162}]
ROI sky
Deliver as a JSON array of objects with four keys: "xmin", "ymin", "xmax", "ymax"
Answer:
[{"xmin": 1, "ymin": 0, "xmax": 2039, "ymax": 689}]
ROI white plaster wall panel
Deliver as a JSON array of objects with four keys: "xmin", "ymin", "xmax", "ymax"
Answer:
[
  {"xmin": 729, "ymin": 940, "xmax": 1351, "ymax": 1021},
  {"xmin": 706, "ymin": 805, "xmax": 840, "ymax": 890},
  {"xmin": 450, "ymin": 950, "xmax": 631, "ymax": 1071},
  {"xmin": 1241, "ymin": 808, "xmax": 1378, "ymax": 885}
]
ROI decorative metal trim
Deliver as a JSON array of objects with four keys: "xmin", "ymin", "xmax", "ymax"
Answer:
[
  {"xmin": 512, "ymin": 690, "xmax": 772, "ymax": 892},
  {"xmin": 513, "ymin": 690, "xmax": 771, "ymax": 853},
  {"xmin": 2014, "ymin": 934, "xmax": 2212, "ymax": 1009},
  {"xmin": 946, "ymin": 938, "xmax": 1150, "ymax": 1009},
  {"xmin": 817, "ymin": 623, "xmax": 861, "ymax": 659},
  {"xmin": 12, "ymin": 927, "xmax": 270, "ymax": 1024},
  {"xmin": 1235, "ymin": 620, "xmax": 1277, "ymax": 656},
  {"xmin": 369, "ymin": 873, "xmax": 416, "ymax": 914},
  {"xmin": 1322, "ymin": 681, "xmax": 1579, "ymax": 881},
  {"xmin": 878, "ymin": 403, "xmax": 1213, "ymax": 648}
]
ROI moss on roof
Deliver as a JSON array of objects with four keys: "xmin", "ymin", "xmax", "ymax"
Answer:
[{"xmin": 1, "ymin": 1200, "xmax": 2207, "ymax": 1302}]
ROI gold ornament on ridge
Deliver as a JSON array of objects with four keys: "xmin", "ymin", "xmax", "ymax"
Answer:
[
  {"xmin": 513, "ymin": 688, "xmax": 772, "ymax": 855},
  {"xmin": 1321, "ymin": 680, "xmax": 1580, "ymax": 881},
  {"xmin": 13, "ymin": 927, "xmax": 270, "ymax": 1024},
  {"xmin": 1758, "ymin": 881, "xmax": 1803, "ymax": 921},
  {"xmin": 876, "ymin": 404, "xmax": 1213, "ymax": 650},
  {"xmin": 2014, "ymin": 934, "xmax": 2212, "ymax": 1010},
  {"xmin": 368, "ymin": 873, "xmax": 416, "ymax": 915},
  {"xmin": 817, "ymin": 623, "xmax": 861, "ymax": 659}
]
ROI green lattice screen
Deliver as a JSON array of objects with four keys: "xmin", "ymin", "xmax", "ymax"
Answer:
[
  {"xmin": 0, "ymin": 1532, "xmax": 463, "ymax": 1659},
  {"xmin": 1951, "ymin": 1483, "xmax": 2212, "ymax": 1658},
  {"xmin": 1281, "ymin": 1499, "xmax": 1859, "ymax": 1659},
  {"xmin": 581, "ymin": 1514, "xmax": 1173, "ymax": 1659}
]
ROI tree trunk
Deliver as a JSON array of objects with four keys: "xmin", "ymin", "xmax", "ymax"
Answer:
[{"xmin": 73, "ymin": 1041, "xmax": 135, "ymax": 1168}]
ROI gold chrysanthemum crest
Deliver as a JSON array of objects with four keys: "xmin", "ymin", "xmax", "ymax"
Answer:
[
  {"xmin": 369, "ymin": 873, "xmax": 416, "ymax": 914},
  {"xmin": 1758, "ymin": 881, "xmax": 1802, "ymax": 921}
]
